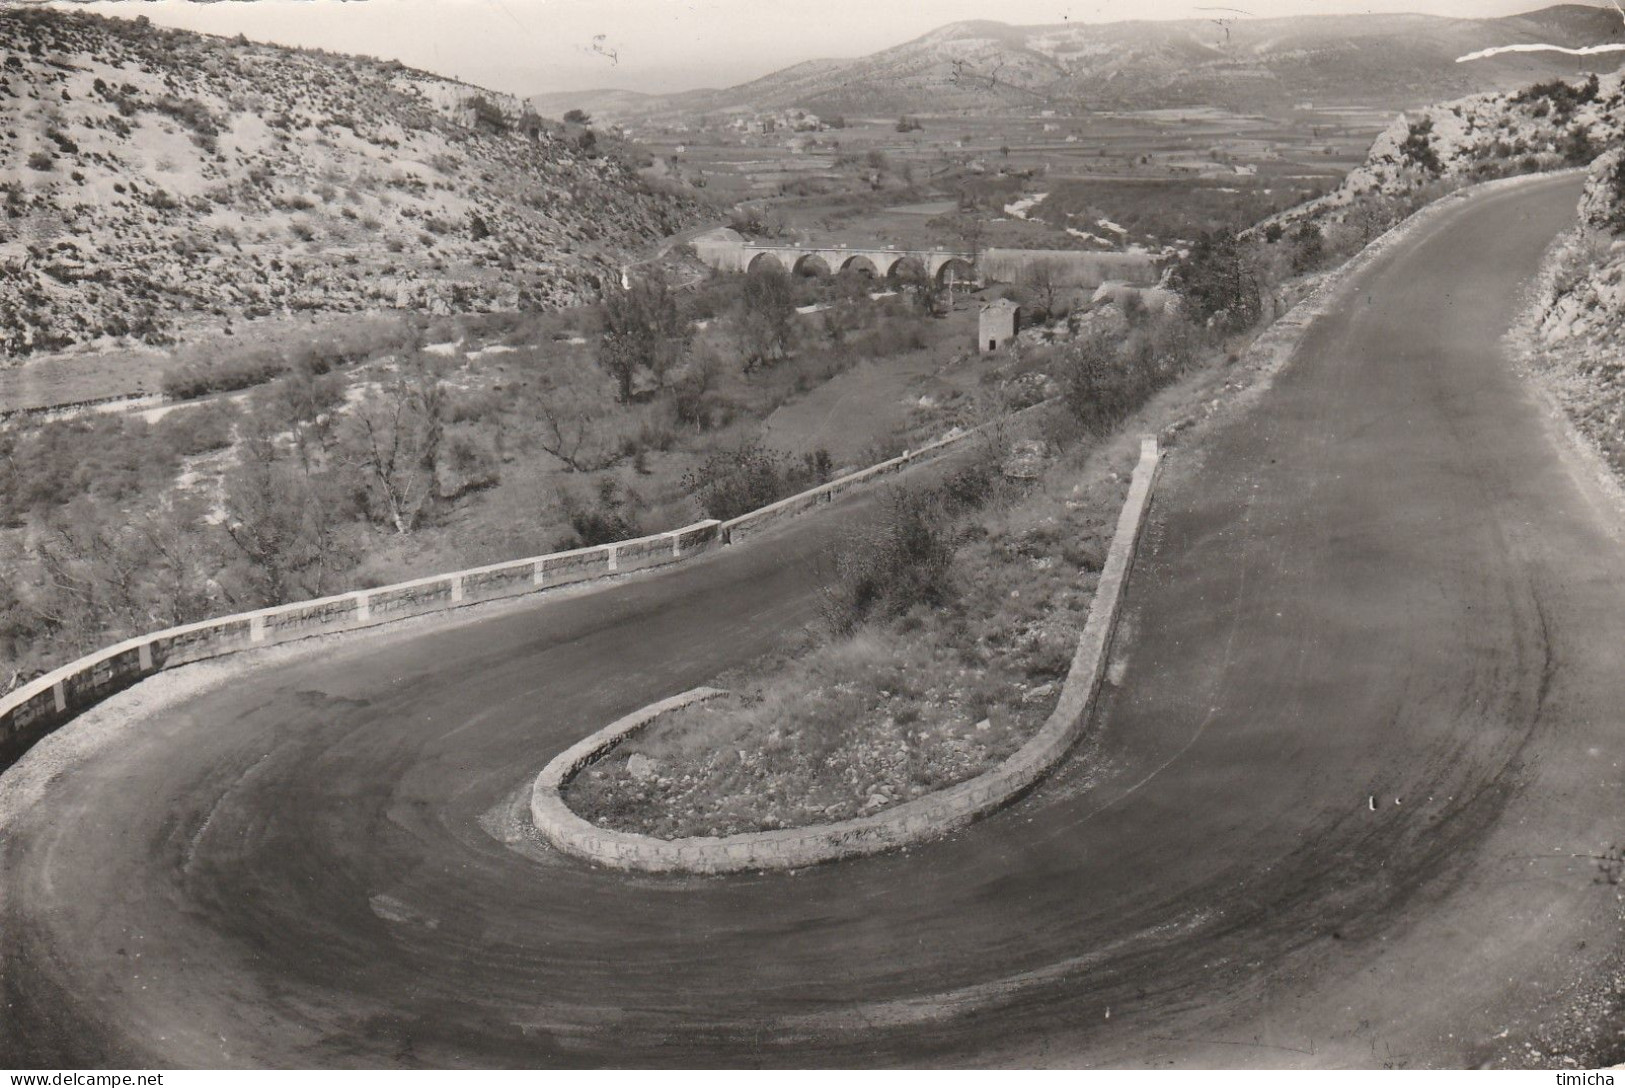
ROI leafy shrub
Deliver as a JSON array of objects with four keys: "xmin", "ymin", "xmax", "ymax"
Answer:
[
  {"xmin": 682, "ymin": 440, "xmax": 831, "ymax": 520},
  {"xmin": 558, "ymin": 478, "xmax": 638, "ymax": 547},
  {"xmin": 819, "ymin": 487, "xmax": 956, "ymax": 636},
  {"xmin": 1514, "ymin": 74, "xmax": 1600, "ymax": 123},
  {"xmin": 1288, "ymin": 221, "xmax": 1325, "ymax": 274},
  {"xmin": 1560, "ymin": 125, "xmax": 1599, "ymax": 167},
  {"xmin": 1060, "ymin": 318, "xmax": 1193, "ymax": 436},
  {"xmin": 436, "ymin": 424, "xmax": 501, "ymax": 499},
  {"xmin": 151, "ymin": 94, "xmax": 219, "ymax": 149},
  {"xmin": 1167, "ymin": 229, "xmax": 1262, "ymax": 333},
  {"xmin": 1399, "ymin": 118, "xmax": 1443, "ymax": 174},
  {"xmin": 466, "ymin": 94, "xmax": 508, "ymax": 135},
  {"xmin": 154, "ymin": 399, "xmax": 240, "ymax": 457},
  {"xmin": 162, "ymin": 346, "xmax": 285, "ymax": 400},
  {"xmin": 938, "ymin": 446, "xmax": 1001, "ymax": 514}
]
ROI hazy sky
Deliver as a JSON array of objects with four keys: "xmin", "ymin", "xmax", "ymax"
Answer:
[{"xmin": 40, "ymin": 0, "xmax": 1619, "ymax": 97}]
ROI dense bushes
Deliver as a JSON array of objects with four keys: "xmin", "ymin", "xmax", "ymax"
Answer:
[
  {"xmin": 1515, "ymin": 74, "xmax": 1601, "ymax": 123},
  {"xmin": 161, "ymin": 318, "xmax": 418, "ymax": 400},
  {"xmin": 162, "ymin": 345, "xmax": 288, "ymax": 399},
  {"xmin": 681, "ymin": 440, "xmax": 832, "ymax": 521},
  {"xmin": 1061, "ymin": 314, "xmax": 1198, "ymax": 436},
  {"xmin": 818, "ymin": 487, "xmax": 957, "ymax": 637},
  {"xmin": 558, "ymin": 479, "xmax": 640, "ymax": 547},
  {"xmin": 0, "ymin": 401, "xmax": 242, "ymax": 523},
  {"xmin": 1400, "ymin": 118, "xmax": 1443, "ymax": 174},
  {"xmin": 1166, "ymin": 229, "xmax": 1262, "ymax": 333},
  {"xmin": 816, "ymin": 441, "xmax": 1002, "ymax": 638}
]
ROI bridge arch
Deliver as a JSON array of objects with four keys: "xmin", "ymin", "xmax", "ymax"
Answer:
[
  {"xmin": 839, "ymin": 254, "xmax": 880, "ymax": 277},
  {"xmin": 885, "ymin": 256, "xmax": 928, "ymax": 284},
  {"xmin": 792, "ymin": 253, "xmax": 832, "ymax": 278},
  {"xmin": 935, "ymin": 257, "xmax": 976, "ymax": 287},
  {"xmin": 746, "ymin": 251, "xmax": 788, "ymax": 275}
]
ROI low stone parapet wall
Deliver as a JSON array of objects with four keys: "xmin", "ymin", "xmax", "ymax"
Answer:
[
  {"xmin": 721, "ymin": 399, "xmax": 1054, "ymax": 545},
  {"xmin": 0, "ymin": 520, "xmax": 721, "ymax": 768},
  {"xmin": 530, "ymin": 435, "xmax": 1163, "ymax": 874},
  {"xmin": 0, "ymin": 401, "xmax": 1055, "ymax": 773}
]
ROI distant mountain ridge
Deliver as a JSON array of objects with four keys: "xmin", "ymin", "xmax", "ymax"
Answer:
[
  {"xmin": 533, "ymin": 4, "xmax": 1625, "ymax": 120},
  {"xmin": 0, "ymin": 8, "xmax": 703, "ymax": 359}
]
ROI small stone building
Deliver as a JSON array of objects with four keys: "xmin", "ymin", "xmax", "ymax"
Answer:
[{"xmin": 979, "ymin": 298, "xmax": 1020, "ymax": 353}]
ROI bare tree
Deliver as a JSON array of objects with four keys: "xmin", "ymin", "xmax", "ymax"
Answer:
[
  {"xmin": 266, "ymin": 356, "xmax": 345, "ymax": 472},
  {"xmin": 342, "ymin": 359, "xmax": 445, "ymax": 534},
  {"xmin": 532, "ymin": 359, "xmax": 621, "ymax": 471},
  {"xmin": 30, "ymin": 500, "xmax": 143, "ymax": 649},
  {"xmin": 130, "ymin": 495, "xmax": 217, "ymax": 628},
  {"xmin": 223, "ymin": 413, "xmax": 354, "ymax": 604},
  {"xmin": 1023, "ymin": 259, "xmax": 1066, "ymax": 320}
]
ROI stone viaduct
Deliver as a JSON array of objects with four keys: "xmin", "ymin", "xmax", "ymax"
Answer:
[{"xmin": 690, "ymin": 228, "xmax": 1162, "ymax": 290}]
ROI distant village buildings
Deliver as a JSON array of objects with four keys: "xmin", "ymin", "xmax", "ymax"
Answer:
[{"xmin": 730, "ymin": 108, "xmax": 825, "ymax": 136}]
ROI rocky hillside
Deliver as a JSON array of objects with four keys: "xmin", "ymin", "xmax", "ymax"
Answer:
[
  {"xmin": 1264, "ymin": 71, "xmax": 1624, "ymax": 235},
  {"xmin": 536, "ymin": 5, "xmax": 1625, "ymax": 120},
  {"xmin": 1524, "ymin": 149, "xmax": 1625, "ymax": 471},
  {"xmin": 0, "ymin": 8, "xmax": 704, "ymax": 359}
]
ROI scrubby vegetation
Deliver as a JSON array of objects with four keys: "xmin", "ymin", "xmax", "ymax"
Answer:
[
  {"xmin": 566, "ymin": 307, "xmax": 1203, "ymax": 838},
  {"xmin": 159, "ymin": 316, "xmax": 419, "ymax": 400},
  {"xmin": 0, "ymin": 7, "xmax": 705, "ymax": 357},
  {"xmin": 0, "ymin": 264, "xmax": 984, "ymax": 692},
  {"xmin": 1174, "ymin": 69, "xmax": 1622, "ymax": 342},
  {"xmin": 1261, "ymin": 71, "xmax": 1624, "ymax": 251},
  {"xmin": 682, "ymin": 441, "xmax": 832, "ymax": 521}
]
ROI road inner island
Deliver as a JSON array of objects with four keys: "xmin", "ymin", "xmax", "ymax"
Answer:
[{"xmin": 3, "ymin": 172, "xmax": 1622, "ymax": 1068}]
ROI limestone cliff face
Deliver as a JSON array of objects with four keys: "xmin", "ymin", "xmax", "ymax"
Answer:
[
  {"xmin": 1525, "ymin": 149, "xmax": 1625, "ymax": 472},
  {"xmin": 1265, "ymin": 73, "xmax": 1624, "ymax": 236},
  {"xmin": 1540, "ymin": 150, "xmax": 1625, "ymax": 348},
  {"xmin": 0, "ymin": 8, "xmax": 703, "ymax": 358}
]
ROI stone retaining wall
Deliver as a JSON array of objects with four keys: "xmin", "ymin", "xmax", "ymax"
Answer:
[{"xmin": 528, "ymin": 435, "xmax": 1163, "ymax": 874}]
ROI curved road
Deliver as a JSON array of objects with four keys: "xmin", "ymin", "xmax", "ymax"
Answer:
[{"xmin": 5, "ymin": 173, "xmax": 1623, "ymax": 1069}]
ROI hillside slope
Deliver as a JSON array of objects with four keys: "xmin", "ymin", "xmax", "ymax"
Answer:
[
  {"xmin": 0, "ymin": 9, "xmax": 703, "ymax": 359},
  {"xmin": 1265, "ymin": 72, "xmax": 1623, "ymax": 233},
  {"xmin": 1523, "ymin": 148, "xmax": 1625, "ymax": 472},
  {"xmin": 534, "ymin": 5, "xmax": 1625, "ymax": 120}
]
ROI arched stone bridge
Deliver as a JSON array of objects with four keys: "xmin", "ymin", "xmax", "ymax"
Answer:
[
  {"xmin": 696, "ymin": 236, "xmax": 978, "ymax": 285},
  {"xmin": 690, "ymin": 228, "xmax": 1161, "ymax": 289}
]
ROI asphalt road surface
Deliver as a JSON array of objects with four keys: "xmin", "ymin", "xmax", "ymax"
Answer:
[{"xmin": 4, "ymin": 172, "xmax": 1622, "ymax": 1069}]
